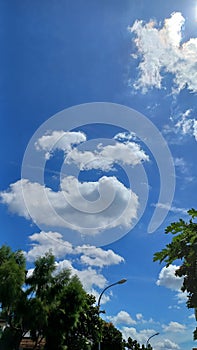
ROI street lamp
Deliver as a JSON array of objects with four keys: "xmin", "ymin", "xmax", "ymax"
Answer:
[
  {"xmin": 146, "ymin": 332, "xmax": 159, "ymax": 348},
  {"xmin": 97, "ymin": 278, "xmax": 127, "ymax": 350}
]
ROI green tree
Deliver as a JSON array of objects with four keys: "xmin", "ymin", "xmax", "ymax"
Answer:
[
  {"xmin": 0, "ymin": 246, "xmax": 100, "ymax": 350},
  {"xmin": 0, "ymin": 245, "xmax": 26, "ymax": 349},
  {"xmin": 98, "ymin": 321, "xmax": 125, "ymax": 350},
  {"xmin": 26, "ymin": 252, "xmax": 87, "ymax": 350},
  {"xmin": 126, "ymin": 337, "xmax": 152, "ymax": 350},
  {"xmin": 153, "ymin": 209, "xmax": 197, "ymax": 339},
  {"xmin": 66, "ymin": 293, "xmax": 101, "ymax": 349}
]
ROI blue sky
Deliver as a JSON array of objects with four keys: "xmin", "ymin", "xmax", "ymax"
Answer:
[{"xmin": 1, "ymin": 1, "xmax": 197, "ymax": 349}]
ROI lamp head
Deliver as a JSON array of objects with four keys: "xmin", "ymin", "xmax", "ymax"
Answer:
[{"xmin": 118, "ymin": 278, "xmax": 127, "ymax": 284}]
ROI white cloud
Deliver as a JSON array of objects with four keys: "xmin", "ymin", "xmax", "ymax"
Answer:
[
  {"xmin": 114, "ymin": 132, "xmax": 137, "ymax": 142},
  {"xmin": 193, "ymin": 119, "xmax": 197, "ymax": 141},
  {"xmin": 154, "ymin": 203, "xmax": 188, "ymax": 215},
  {"xmin": 156, "ymin": 265, "xmax": 188, "ymax": 305},
  {"xmin": 53, "ymin": 258, "xmax": 107, "ymax": 294},
  {"xmin": 75, "ymin": 245, "xmax": 124, "ymax": 267},
  {"xmin": 121, "ymin": 326, "xmax": 158, "ymax": 345},
  {"xmin": 156, "ymin": 265, "xmax": 184, "ymax": 291},
  {"xmin": 65, "ymin": 141, "xmax": 149, "ymax": 171},
  {"xmin": 155, "ymin": 339, "xmax": 180, "ymax": 350},
  {"xmin": 174, "ymin": 157, "xmax": 187, "ymax": 174},
  {"xmin": 107, "ymin": 311, "xmax": 136, "ymax": 326},
  {"xmin": 136, "ymin": 313, "xmax": 143, "ymax": 320},
  {"xmin": 24, "ymin": 231, "xmax": 125, "ymax": 299},
  {"xmin": 25, "ymin": 231, "xmax": 124, "ymax": 267},
  {"xmin": 35, "ymin": 130, "xmax": 86, "ymax": 159},
  {"xmin": 176, "ymin": 290, "xmax": 188, "ymax": 304},
  {"xmin": 0, "ymin": 176, "xmax": 139, "ymax": 234},
  {"xmin": 24, "ymin": 231, "xmax": 73, "ymax": 261},
  {"xmin": 129, "ymin": 12, "xmax": 197, "ymax": 94},
  {"xmin": 162, "ymin": 321, "xmax": 186, "ymax": 333}
]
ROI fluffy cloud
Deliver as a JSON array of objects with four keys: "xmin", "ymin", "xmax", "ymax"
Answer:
[
  {"xmin": 75, "ymin": 245, "xmax": 124, "ymax": 267},
  {"xmin": 65, "ymin": 141, "xmax": 149, "ymax": 171},
  {"xmin": 25, "ymin": 231, "xmax": 124, "ymax": 268},
  {"xmin": 129, "ymin": 12, "xmax": 197, "ymax": 94},
  {"xmin": 107, "ymin": 311, "xmax": 136, "ymax": 326},
  {"xmin": 156, "ymin": 265, "xmax": 184, "ymax": 291},
  {"xmin": 35, "ymin": 130, "xmax": 86, "ymax": 159},
  {"xmin": 24, "ymin": 230, "xmax": 125, "ymax": 297},
  {"xmin": 155, "ymin": 339, "xmax": 180, "ymax": 350},
  {"xmin": 0, "ymin": 176, "xmax": 138, "ymax": 234},
  {"xmin": 121, "ymin": 326, "xmax": 158, "ymax": 345},
  {"xmin": 24, "ymin": 231, "xmax": 73, "ymax": 261},
  {"xmin": 162, "ymin": 321, "xmax": 186, "ymax": 333},
  {"xmin": 156, "ymin": 265, "xmax": 188, "ymax": 305},
  {"xmin": 56, "ymin": 261, "xmax": 107, "ymax": 291}
]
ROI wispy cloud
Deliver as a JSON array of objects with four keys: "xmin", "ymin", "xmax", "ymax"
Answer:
[{"xmin": 129, "ymin": 12, "xmax": 197, "ymax": 94}]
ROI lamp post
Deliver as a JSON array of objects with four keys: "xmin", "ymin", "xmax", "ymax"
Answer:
[
  {"xmin": 146, "ymin": 332, "xmax": 159, "ymax": 349},
  {"xmin": 97, "ymin": 278, "xmax": 127, "ymax": 350}
]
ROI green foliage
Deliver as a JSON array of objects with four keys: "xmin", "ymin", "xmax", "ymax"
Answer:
[
  {"xmin": 99, "ymin": 321, "xmax": 125, "ymax": 350},
  {"xmin": 153, "ymin": 209, "xmax": 197, "ymax": 339},
  {"xmin": 0, "ymin": 244, "xmax": 154, "ymax": 350},
  {"xmin": 125, "ymin": 337, "xmax": 152, "ymax": 350},
  {"xmin": 0, "ymin": 246, "xmax": 98, "ymax": 350}
]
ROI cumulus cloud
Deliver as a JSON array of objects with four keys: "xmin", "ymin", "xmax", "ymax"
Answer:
[
  {"xmin": 25, "ymin": 231, "xmax": 124, "ymax": 268},
  {"xmin": 65, "ymin": 141, "xmax": 149, "ymax": 171},
  {"xmin": 0, "ymin": 176, "xmax": 139, "ymax": 234},
  {"xmin": 107, "ymin": 311, "xmax": 136, "ymax": 326},
  {"xmin": 155, "ymin": 339, "xmax": 180, "ymax": 350},
  {"xmin": 162, "ymin": 321, "xmax": 186, "ymax": 333},
  {"xmin": 35, "ymin": 130, "xmax": 86, "ymax": 159},
  {"xmin": 156, "ymin": 265, "xmax": 184, "ymax": 291},
  {"xmin": 24, "ymin": 230, "xmax": 125, "ymax": 297},
  {"xmin": 129, "ymin": 12, "xmax": 197, "ymax": 94},
  {"xmin": 121, "ymin": 326, "xmax": 158, "ymax": 345},
  {"xmin": 24, "ymin": 232, "xmax": 123, "ymax": 295},
  {"xmin": 75, "ymin": 245, "xmax": 124, "ymax": 267},
  {"xmin": 24, "ymin": 231, "xmax": 73, "ymax": 261},
  {"xmin": 156, "ymin": 265, "xmax": 188, "ymax": 305}
]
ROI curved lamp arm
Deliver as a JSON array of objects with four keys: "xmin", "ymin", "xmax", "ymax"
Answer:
[
  {"xmin": 146, "ymin": 332, "xmax": 159, "ymax": 348},
  {"xmin": 97, "ymin": 279, "xmax": 127, "ymax": 308}
]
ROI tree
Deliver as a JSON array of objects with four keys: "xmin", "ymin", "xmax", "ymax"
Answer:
[
  {"xmin": 0, "ymin": 246, "xmax": 100, "ymax": 350},
  {"xmin": 25, "ymin": 252, "xmax": 88, "ymax": 350},
  {"xmin": 125, "ymin": 337, "xmax": 152, "ymax": 350},
  {"xmin": 66, "ymin": 293, "xmax": 101, "ymax": 349},
  {"xmin": 0, "ymin": 245, "xmax": 26, "ymax": 349},
  {"xmin": 98, "ymin": 321, "xmax": 125, "ymax": 350},
  {"xmin": 153, "ymin": 209, "xmax": 197, "ymax": 339}
]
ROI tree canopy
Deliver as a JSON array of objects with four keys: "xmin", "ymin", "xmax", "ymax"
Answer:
[
  {"xmin": 153, "ymin": 209, "xmax": 197, "ymax": 339},
  {"xmin": 0, "ymin": 244, "xmax": 154, "ymax": 349}
]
